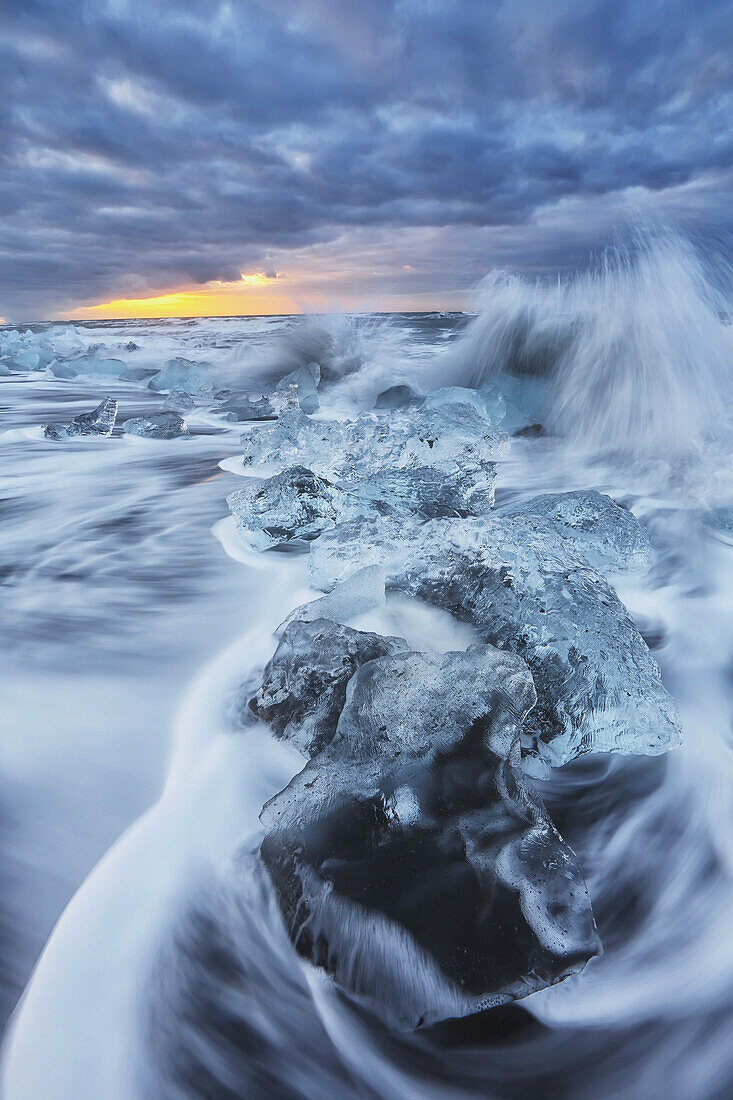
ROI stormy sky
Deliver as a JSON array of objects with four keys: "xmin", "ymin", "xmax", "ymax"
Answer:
[{"xmin": 1, "ymin": 0, "xmax": 732, "ymax": 319}]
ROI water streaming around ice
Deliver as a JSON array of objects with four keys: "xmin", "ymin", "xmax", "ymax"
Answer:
[{"xmin": 2, "ymin": 236, "xmax": 733, "ymax": 1097}]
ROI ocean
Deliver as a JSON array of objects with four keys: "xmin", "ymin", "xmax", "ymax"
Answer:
[{"xmin": 1, "ymin": 236, "xmax": 733, "ymax": 1098}]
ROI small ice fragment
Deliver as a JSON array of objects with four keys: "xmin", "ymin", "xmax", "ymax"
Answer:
[
  {"xmin": 212, "ymin": 395, "xmax": 276, "ymax": 421},
  {"xmin": 43, "ymin": 396, "xmax": 118, "ymax": 440},
  {"xmin": 123, "ymin": 411, "xmax": 189, "ymax": 439}
]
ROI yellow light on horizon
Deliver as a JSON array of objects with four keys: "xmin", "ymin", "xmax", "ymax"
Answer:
[{"xmin": 64, "ymin": 272, "xmax": 298, "ymax": 320}]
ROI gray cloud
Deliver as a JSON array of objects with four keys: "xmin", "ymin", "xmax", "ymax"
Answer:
[{"xmin": 1, "ymin": 0, "xmax": 732, "ymax": 318}]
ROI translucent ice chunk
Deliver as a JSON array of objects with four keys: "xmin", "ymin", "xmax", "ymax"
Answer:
[
  {"xmin": 308, "ymin": 513, "xmax": 681, "ymax": 767},
  {"xmin": 226, "ymin": 465, "xmax": 373, "ymax": 550},
  {"xmin": 497, "ymin": 490, "xmax": 654, "ymax": 574},
  {"xmin": 260, "ymin": 645, "xmax": 599, "ymax": 1028},
  {"xmin": 12, "ymin": 349, "xmax": 41, "ymax": 369},
  {"xmin": 424, "ymin": 385, "xmax": 506, "ymax": 424},
  {"xmin": 147, "ymin": 357, "xmax": 217, "ymax": 397},
  {"xmin": 249, "ymin": 618, "xmax": 407, "ymax": 757},
  {"xmin": 240, "ymin": 406, "xmax": 507, "ymax": 516},
  {"xmin": 122, "ymin": 411, "xmax": 189, "ymax": 439},
  {"xmin": 119, "ymin": 367, "xmax": 159, "ymax": 382},
  {"xmin": 43, "ymin": 397, "xmax": 118, "ymax": 440},
  {"xmin": 276, "ymin": 565, "xmax": 387, "ymax": 635},
  {"xmin": 163, "ymin": 390, "xmax": 196, "ymax": 411},
  {"xmin": 273, "ymin": 362, "xmax": 321, "ymax": 414}
]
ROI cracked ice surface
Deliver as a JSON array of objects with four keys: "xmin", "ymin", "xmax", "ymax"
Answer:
[{"xmin": 497, "ymin": 490, "xmax": 654, "ymax": 574}]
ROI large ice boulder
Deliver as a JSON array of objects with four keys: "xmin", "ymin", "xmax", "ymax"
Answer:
[
  {"xmin": 260, "ymin": 645, "xmax": 600, "ymax": 1028},
  {"xmin": 497, "ymin": 490, "xmax": 653, "ymax": 574},
  {"xmin": 239, "ymin": 403, "xmax": 507, "ymax": 517}
]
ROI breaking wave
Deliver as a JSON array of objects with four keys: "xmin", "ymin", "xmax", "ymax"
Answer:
[{"xmin": 431, "ymin": 232, "xmax": 733, "ymax": 451}]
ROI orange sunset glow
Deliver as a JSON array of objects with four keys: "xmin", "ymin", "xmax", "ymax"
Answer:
[{"xmin": 66, "ymin": 273, "xmax": 300, "ymax": 320}]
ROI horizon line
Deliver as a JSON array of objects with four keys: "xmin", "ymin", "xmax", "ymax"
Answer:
[{"xmin": 2, "ymin": 307, "xmax": 470, "ymax": 327}]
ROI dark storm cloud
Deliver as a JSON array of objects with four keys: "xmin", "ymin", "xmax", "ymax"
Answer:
[{"xmin": 1, "ymin": 0, "xmax": 732, "ymax": 317}]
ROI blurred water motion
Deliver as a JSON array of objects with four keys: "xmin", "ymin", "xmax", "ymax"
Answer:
[{"xmin": 1, "ymin": 264, "xmax": 733, "ymax": 1098}]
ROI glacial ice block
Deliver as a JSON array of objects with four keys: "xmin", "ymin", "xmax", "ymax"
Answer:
[
  {"xmin": 43, "ymin": 397, "xmax": 118, "ymax": 440},
  {"xmin": 147, "ymin": 357, "xmax": 217, "ymax": 397},
  {"xmin": 497, "ymin": 490, "xmax": 653, "ymax": 575},
  {"xmin": 162, "ymin": 390, "xmax": 196, "ymax": 411},
  {"xmin": 123, "ymin": 411, "xmax": 189, "ymax": 439},
  {"xmin": 308, "ymin": 514, "xmax": 681, "ymax": 767},
  {"xmin": 260, "ymin": 646, "xmax": 600, "ymax": 1028},
  {"xmin": 120, "ymin": 367, "xmax": 160, "ymax": 382},
  {"xmin": 250, "ymin": 618, "xmax": 407, "ymax": 757},
  {"xmin": 424, "ymin": 385, "xmax": 507, "ymax": 425},
  {"xmin": 240, "ymin": 404, "xmax": 507, "ymax": 517},
  {"xmin": 226, "ymin": 465, "xmax": 376, "ymax": 550}
]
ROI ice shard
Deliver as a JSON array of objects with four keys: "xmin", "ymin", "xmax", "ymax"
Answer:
[
  {"xmin": 273, "ymin": 362, "xmax": 321, "ymax": 414},
  {"xmin": 147, "ymin": 357, "xmax": 217, "ymax": 397},
  {"xmin": 43, "ymin": 396, "xmax": 118, "ymax": 440}
]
